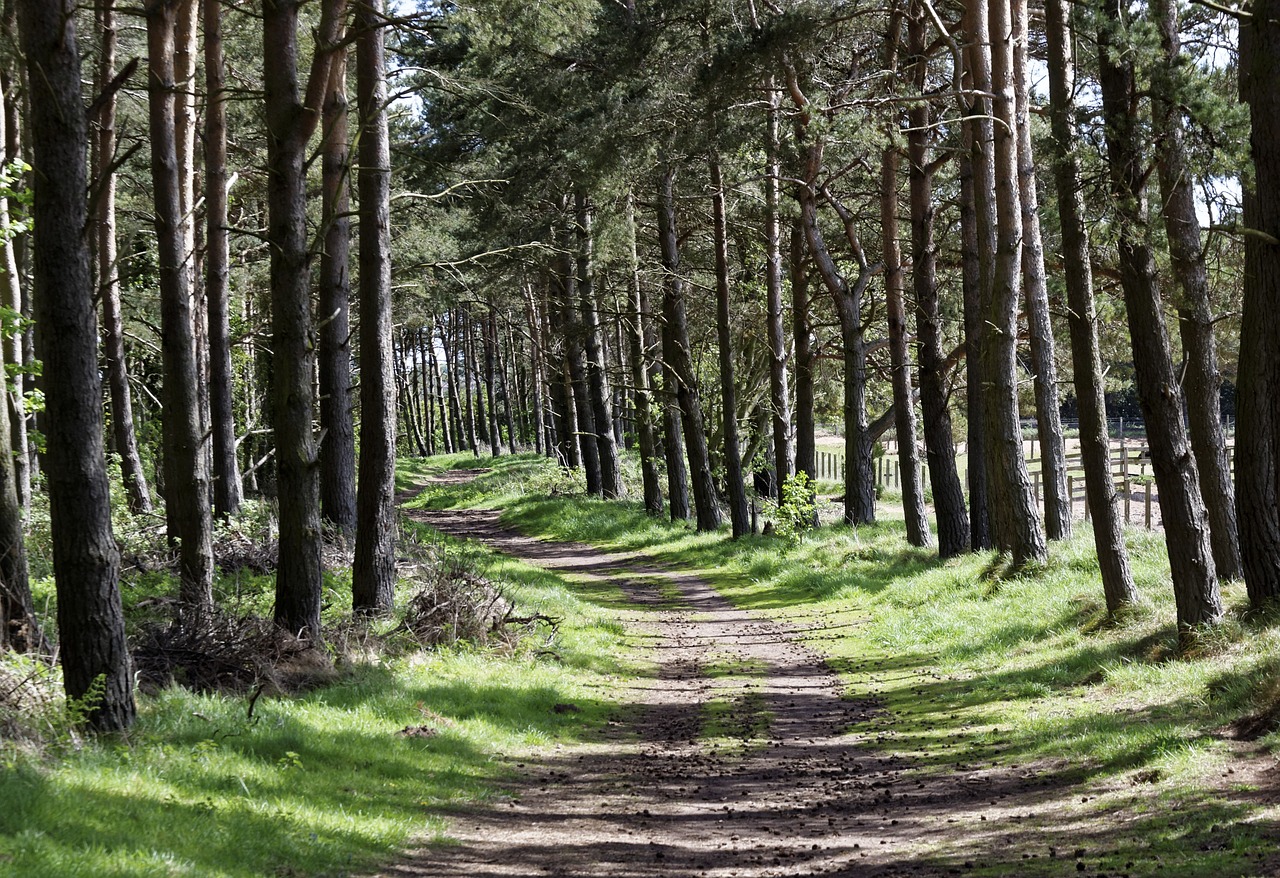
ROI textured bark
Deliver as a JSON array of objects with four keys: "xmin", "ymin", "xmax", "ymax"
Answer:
[
  {"xmin": 557, "ymin": 247, "xmax": 602, "ymax": 492},
  {"xmin": 983, "ymin": 0, "xmax": 1046, "ymax": 565},
  {"xmin": 1151, "ymin": 0, "xmax": 1241, "ymax": 580},
  {"xmin": 0, "ymin": 58, "xmax": 33, "ymax": 646},
  {"xmin": 353, "ymin": 0, "xmax": 397, "ymax": 614},
  {"xmin": 0, "ymin": 64, "xmax": 25, "ymax": 511},
  {"xmin": 148, "ymin": 0, "xmax": 215, "ymax": 621},
  {"xmin": 1012, "ymin": 0, "xmax": 1069, "ymax": 541},
  {"xmin": 460, "ymin": 312, "xmax": 478, "ymax": 454},
  {"xmin": 19, "ymin": 0, "xmax": 135, "ymax": 730},
  {"xmin": 712, "ymin": 151, "xmax": 750, "ymax": 538},
  {"xmin": 430, "ymin": 325, "xmax": 454, "ymax": 454},
  {"xmin": 576, "ymin": 192, "xmax": 623, "ymax": 496},
  {"xmin": 764, "ymin": 85, "xmax": 793, "ymax": 491},
  {"xmin": 658, "ymin": 166, "xmax": 720, "ymax": 531},
  {"xmin": 442, "ymin": 316, "xmax": 467, "ymax": 454},
  {"xmin": 1237, "ymin": 2, "xmax": 1280, "ymax": 606},
  {"xmin": 420, "ymin": 329, "xmax": 437, "ymax": 455},
  {"xmin": 907, "ymin": 32, "xmax": 969, "ymax": 558},
  {"xmin": 1097, "ymin": 0, "xmax": 1222, "ymax": 630},
  {"xmin": 205, "ymin": 0, "xmax": 242, "ymax": 519},
  {"xmin": 264, "ymin": 0, "xmax": 346, "ymax": 639},
  {"xmin": 626, "ymin": 195, "xmax": 663, "ymax": 514},
  {"xmin": 797, "ymin": 151, "xmax": 876, "ymax": 525},
  {"xmin": 95, "ymin": 0, "xmax": 152, "ymax": 516},
  {"xmin": 524, "ymin": 290, "xmax": 547, "ymax": 457},
  {"xmin": 318, "ymin": 48, "xmax": 356, "ymax": 532},
  {"xmin": 962, "ymin": 0, "xmax": 995, "ymax": 551},
  {"xmin": 1045, "ymin": 0, "xmax": 1138, "ymax": 612},
  {"xmin": 882, "ymin": 146, "xmax": 929, "ymax": 547},
  {"xmin": 790, "ymin": 220, "xmax": 816, "ymax": 484},
  {"xmin": 482, "ymin": 306, "xmax": 501, "ymax": 456}
]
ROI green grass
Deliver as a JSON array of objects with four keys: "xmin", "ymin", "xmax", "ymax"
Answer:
[
  {"xmin": 0, "ymin": 463, "xmax": 639, "ymax": 878},
  {"xmin": 446, "ymin": 451, "xmax": 1280, "ymax": 876}
]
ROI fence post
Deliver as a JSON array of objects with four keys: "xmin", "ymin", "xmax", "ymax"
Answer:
[
  {"xmin": 1124, "ymin": 477, "xmax": 1131, "ymax": 525},
  {"xmin": 1068, "ymin": 474, "xmax": 1074, "ymax": 518},
  {"xmin": 1145, "ymin": 485, "xmax": 1152, "ymax": 530}
]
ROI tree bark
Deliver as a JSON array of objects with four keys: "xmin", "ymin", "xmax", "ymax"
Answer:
[
  {"xmin": 790, "ymin": 219, "xmax": 816, "ymax": 486},
  {"xmin": 1044, "ymin": 0, "xmax": 1139, "ymax": 613},
  {"xmin": 626, "ymin": 195, "xmax": 663, "ymax": 514},
  {"xmin": 1237, "ymin": 0, "xmax": 1280, "ymax": 606},
  {"xmin": 19, "ymin": 0, "xmax": 134, "ymax": 730},
  {"xmin": 882, "ymin": 153, "xmax": 930, "ymax": 547},
  {"xmin": 318, "ymin": 43, "xmax": 356, "ymax": 532},
  {"xmin": 264, "ymin": 0, "xmax": 346, "ymax": 639},
  {"xmin": 658, "ymin": 165, "xmax": 719, "ymax": 530},
  {"xmin": 962, "ymin": 0, "xmax": 995, "ymax": 551},
  {"xmin": 95, "ymin": 0, "xmax": 152, "ymax": 516},
  {"xmin": 764, "ymin": 83, "xmax": 793, "ymax": 492},
  {"xmin": 353, "ymin": 0, "xmax": 397, "ymax": 614},
  {"xmin": 148, "ymin": 0, "xmax": 215, "ymax": 622},
  {"xmin": 576, "ymin": 191, "xmax": 623, "ymax": 496},
  {"xmin": 983, "ymin": 0, "xmax": 1046, "ymax": 565},
  {"xmin": 1012, "ymin": 0, "xmax": 1070, "ymax": 542},
  {"xmin": 1151, "ymin": 0, "xmax": 1242, "ymax": 580},
  {"xmin": 205, "ymin": 0, "xmax": 243, "ymax": 520},
  {"xmin": 1097, "ymin": 0, "xmax": 1222, "ymax": 631},
  {"xmin": 712, "ymin": 150, "xmax": 750, "ymax": 538}
]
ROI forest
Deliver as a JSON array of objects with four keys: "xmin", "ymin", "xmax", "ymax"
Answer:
[{"xmin": 2, "ymin": 0, "xmax": 1280, "ymax": 874}]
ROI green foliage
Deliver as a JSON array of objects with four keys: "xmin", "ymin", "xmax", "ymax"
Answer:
[{"xmin": 762, "ymin": 471, "xmax": 817, "ymax": 541}]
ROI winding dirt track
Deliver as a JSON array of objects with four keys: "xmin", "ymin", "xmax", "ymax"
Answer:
[
  {"xmin": 375, "ymin": 475, "xmax": 1280, "ymax": 877},
  {"xmin": 379, "ymin": 493, "xmax": 1071, "ymax": 878}
]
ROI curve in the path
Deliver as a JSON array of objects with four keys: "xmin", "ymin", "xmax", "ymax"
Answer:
[{"xmin": 381, "ymin": 501, "xmax": 1066, "ymax": 878}]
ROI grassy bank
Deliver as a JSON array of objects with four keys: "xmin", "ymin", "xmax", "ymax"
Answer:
[
  {"xmin": 0, "ymin": 459, "xmax": 636, "ymax": 878},
  {"xmin": 430, "ymin": 452, "xmax": 1280, "ymax": 876}
]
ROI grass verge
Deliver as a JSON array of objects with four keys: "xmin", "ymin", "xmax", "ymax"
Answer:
[
  {"xmin": 440, "ymin": 451, "xmax": 1280, "ymax": 877},
  {"xmin": 0, "ymin": 459, "xmax": 636, "ymax": 878}
]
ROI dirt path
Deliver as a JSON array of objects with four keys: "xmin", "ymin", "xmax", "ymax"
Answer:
[
  {"xmin": 381, "ymin": 483, "xmax": 1280, "ymax": 875},
  {"xmin": 380, "ymin": 494, "xmax": 1101, "ymax": 878}
]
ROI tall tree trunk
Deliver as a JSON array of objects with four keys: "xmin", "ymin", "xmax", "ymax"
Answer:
[
  {"xmin": 1012, "ymin": 0, "xmax": 1070, "ymax": 542},
  {"xmin": 711, "ymin": 150, "xmax": 750, "ymax": 538},
  {"xmin": 1236, "ymin": 0, "xmax": 1280, "ymax": 606},
  {"xmin": 885, "ymin": 10, "xmax": 930, "ymax": 548},
  {"xmin": 1151, "ymin": 0, "xmax": 1242, "ymax": 580},
  {"xmin": 1097, "ymin": 0, "xmax": 1222, "ymax": 631},
  {"xmin": 1044, "ymin": 0, "xmax": 1139, "ymax": 613},
  {"xmin": 19, "ymin": 0, "xmax": 134, "ymax": 730},
  {"xmin": 148, "ymin": 0, "xmax": 215, "ymax": 622},
  {"xmin": 577, "ymin": 192, "xmax": 623, "ymax": 496},
  {"xmin": 963, "ymin": 0, "xmax": 995, "ymax": 551},
  {"xmin": 95, "ymin": 0, "xmax": 152, "ymax": 516},
  {"xmin": 658, "ymin": 165, "xmax": 721, "ymax": 532},
  {"xmin": 790, "ymin": 219, "xmax": 816, "ymax": 485},
  {"xmin": 420, "ymin": 328, "xmax": 437, "ymax": 456},
  {"xmin": 353, "ymin": 0, "xmax": 397, "ymax": 614},
  {"xmin": 430, "ymin": 324, "xmax": 453, "ymax": 454},
  {"xmin": 205, "ymin": 0, "xmax": 243, "ymax": 520},
  {"xmin": 626, "ymin": 195, "xmax": 663, "ymax": 514},
  {"xmin": 908, "ymin": 2, "xmax": 968, "ymax": 557},
  {"xmin": 525, "ymin": 288, "xmax": 547, "ymax": 457},
  {"xmin": 555, "ymin": 249, "xmax": 601, "ymax": 489},
  {"xmin": 764, "ymin": 83, "xmax": 793, "ymax": 492},
  {"xmin": 983, "ymin": 0, "xmax": 1046, "ymax": 565},
  {"xmin": 264, "ymin": 0, "xmax": 345, "ymax": 639},
  {"xmin": 460, "ymin": 311, "xmax": 478, "ymax": 454},
  {"xmin": 318, "ymin": 45, "xmax": 356, "ymax": 532},
  {"xmin": 482, "ymin": 305, "xmax": 502, "ymax": 456},
  {"xmin": 797, "ymin": 150, "xmax": 876, "ymax": 526}
]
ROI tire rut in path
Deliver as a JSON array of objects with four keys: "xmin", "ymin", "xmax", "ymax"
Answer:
[{"xmin": 381, "ymin": 505, "xmax": 975, "ymax": 878}]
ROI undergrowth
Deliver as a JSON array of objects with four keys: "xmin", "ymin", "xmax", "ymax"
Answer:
[{"xmin": 0, "ymin": 456, "xmax": 637, "ymax": 878}]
